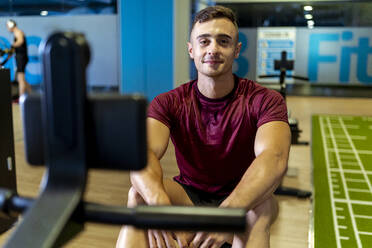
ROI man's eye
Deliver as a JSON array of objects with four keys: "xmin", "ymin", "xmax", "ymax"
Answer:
[
  {"xmin": 219, "ymin": 39, "xmax": 229, "ymax": 45},
  {"xmin": 200, "ymin": 40, "xmax": 208, "ymax": 45}
]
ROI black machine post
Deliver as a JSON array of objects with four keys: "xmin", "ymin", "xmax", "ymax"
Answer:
[
  {"xmin": 0, "ymin": 33, "xmax": 246, "ymax": 247},
  {"xmin": 259, "ymin": 51, "xmax": 311, "ymax": 198},
  {"xmin": 0, "ymin": 68, "xmax": 17, "ymax": 234},
  {"xmin": 3, "ymin": 32, "xmax": 90, "ymax": 248},
  {"xmin": 0, "ymin": 48, "xmax": 18, "ymax": 100},
  {"xmin": 275, "ymin": 51, "xmax": 293, "ymax": 94},
  {"xmin": 275, "ymin": 51, "xmax": 308, "ymax": 146}
]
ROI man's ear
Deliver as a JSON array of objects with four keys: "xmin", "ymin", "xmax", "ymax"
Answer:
[
  {"xmin": 187, "ymin": 42, "xmax": 194, "ymax": 59},
  {"xmin": 234, "ymin": 42, "xmax": 242, "ymax": 59}
]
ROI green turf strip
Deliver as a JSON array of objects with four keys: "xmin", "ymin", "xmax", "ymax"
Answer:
[
  {"xmin": 352, "ymin": 204, "xmax": 372, "ymax": 216},
  {"xmin": 344, "ymin": 173, "xmax": 364, "ymax": 180},
  {"xmin": 312, "ymin": 115, "xmax": 372, "ymax": 248},
  {"xmin": 348, "ymin": 191, "xmax": 372, "ymax": 202},
  {"xmin": 312, "ymin": 115, "xmax": 337, "ymax": 247},
  {"xmin": 346, "ymin": 181, "xmax": 368, "ymax": 189},
  {"xmin": 369, "ymin": 175, "xmax": 372, "ymax": 186},
  {"xmin": 360, "ymin": 154, "xmax": 372, "ymax": 171},
  {"xmin": 360, "ymin": 234, "xmax": 372, "ymax": 247},
  {"xmin": 355, "ymin": 217, "xmax": 372, "ymax": 232}
]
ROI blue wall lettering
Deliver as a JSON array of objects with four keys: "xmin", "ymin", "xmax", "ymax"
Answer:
[
  {"xmin": 308, "ymin": 31, "xmax": 372, "ymax": 84},
  {"xmin": 357, "ymin": 38, "xmax": 372, "ymax": 83},
  {"xmin": 308, "ymin": 33, "xmax": 338, "ymax": 82},
  {"xmin": 25, "ymin": 36, "xmax": 42, "ymax": 84},
  {"xmin": 339, "ymin": 44, "xmax": 358, "ymax": 83}
]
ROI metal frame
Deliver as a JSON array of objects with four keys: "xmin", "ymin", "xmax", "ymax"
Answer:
[{"xmin": 4, "ymin": 32, "xmax": 89, "ymax": 248}]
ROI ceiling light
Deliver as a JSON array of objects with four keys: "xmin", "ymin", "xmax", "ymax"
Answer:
[
  {"xmin": 305, "ymin": 14, "xmax": 313, "ymax": 20},
  {"xmin": 307, "ymin": 20, "xmax": 315, "ymax": 29},
  {"xmin": 40, "ymin": 10, "xmax": 48, "ymax": 16},
  {"xmin": 304, "ymin": 6, "xmax": 313, "ymax": 11}
]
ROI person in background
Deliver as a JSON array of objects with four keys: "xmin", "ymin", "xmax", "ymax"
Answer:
[
  {"xmin": 6, "ymin": 19, "xmax": 31, "ymax": 96},
  {"xmin": 117, "ymin": 5, "xmax": 291, "ymax": 248}
]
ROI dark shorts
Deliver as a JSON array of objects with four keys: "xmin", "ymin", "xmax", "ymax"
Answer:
[
  {"xmin": 15, "ymin": 55, "xmax": 28, "ymax": 73},
  {"xmin": 176, "ymin": 181, "xmax": 228, "ymax": 206},
  {"xmin": 175, "ymin": 181, "xmax": 232, "ymax": 248}
]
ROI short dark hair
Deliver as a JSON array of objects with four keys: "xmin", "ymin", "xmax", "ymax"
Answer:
[{"xmin": 191, "ymin": 5, "xmax": 238, "ymax": 31}]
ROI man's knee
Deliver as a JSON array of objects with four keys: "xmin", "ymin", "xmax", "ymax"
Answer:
[{"xmin": 127, "ymin": 187, "xmax": 145, "ymax": 207}]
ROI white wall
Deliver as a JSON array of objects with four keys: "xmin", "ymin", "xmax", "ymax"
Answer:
[
  {"xmin": 0, "ymin": 15, "xmax": 118, "ymax": 87},
  {"xmin": 173, "ymin": 0, "xmax": 191, "ymax": 87}
]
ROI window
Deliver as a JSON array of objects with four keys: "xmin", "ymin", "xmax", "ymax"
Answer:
[{"xmin": 218, "ymin": 1, "xmax": 372, "ymax": 27}]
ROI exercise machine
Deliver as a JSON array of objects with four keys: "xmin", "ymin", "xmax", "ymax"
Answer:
[
  {"xmin": 259, "ymin": 51, "xmax": 309, "ymax": 145},
  {"xmin": 0, "ymin": 47, "xmax": 18, "ymax": 100},
  {"xmin": 0, "ymin": 47, "xmax": 15, "ymax": 66},
  {"xmin": 0, "ymin": 32, "xmax": 246, "ymax": 248},
  {"xmin": 259, "ymin": 51, "xmax": 311, "ymax": 198},
  {"xmin": 0, "ymin": 68, "xmax": 18, "ymax": 234}
]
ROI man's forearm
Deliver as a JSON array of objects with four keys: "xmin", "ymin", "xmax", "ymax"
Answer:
[
  {"xmin": 130, "ymin": 149, "xmax": 171, "ymax": 205},
  {"xmin": 220, "ymin": 150, "xmax": 288, "ymax": 210}
]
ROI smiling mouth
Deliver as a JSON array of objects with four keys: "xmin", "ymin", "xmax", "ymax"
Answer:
[{"xmin": 203, "ymin": 60, "xmax": 223, "ymax": 64}]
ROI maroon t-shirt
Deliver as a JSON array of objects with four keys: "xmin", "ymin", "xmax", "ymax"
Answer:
[{"xmin": 148, "ymin": 76, "xmax": 288, "ymax": 196}]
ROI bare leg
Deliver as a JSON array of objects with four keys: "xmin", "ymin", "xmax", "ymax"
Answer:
[
  {"xmin": 232, "ymin": 195, "xmax": 279, "ymax": 248},
  {"xmin": 116, "ymin": 179, "xmax": 195, "ymax": 248},
  {"xmin": 116, "ymin": 187, "xmax": 148, "ymax": 248},
  {"xmin": 163, "ymin": 179, "xmax": 196, "ymax": 244},
  {"xmin": 17, "ymin": 72, "xmax": 31, "ymax": 96}
]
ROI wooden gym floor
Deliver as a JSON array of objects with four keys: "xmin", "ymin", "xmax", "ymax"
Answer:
[{"xmin": 1, "ymin": 95, "xmax": 372, "ymax": 247}]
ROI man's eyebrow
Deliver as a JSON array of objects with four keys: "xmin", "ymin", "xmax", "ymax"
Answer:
[{"xmin": 196, "ymin": 34, "xmax": 233, "ymax": 40}]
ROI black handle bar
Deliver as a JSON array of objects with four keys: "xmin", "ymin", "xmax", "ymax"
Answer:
[
  {"xmin": 258, "ymin": 74, "xmax": 309, "ymax": 81},
  {"xmin": 0, "ymin": 190, "xmax": 246, "ymax": 232}
]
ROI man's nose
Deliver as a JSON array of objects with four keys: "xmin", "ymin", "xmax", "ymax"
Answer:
[{"xmin": 207, "ymin": 40, "xmax": 219, "ymax": 55}]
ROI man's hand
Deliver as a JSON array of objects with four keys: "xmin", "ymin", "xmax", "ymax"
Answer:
[
  {"xmin": 173, "ymin": 231, "xmax": 192, "ymax": 248},
  {"xmin": 148, "ymin": 230, "xmax": 189, "ymax": 248},
  {"xmin": 148, "ymin": 230, "xmax": 177, "ymax": 248},
  {"xmin": 190, "ymin": 232, "xmax": 233, "ymax": 248}
]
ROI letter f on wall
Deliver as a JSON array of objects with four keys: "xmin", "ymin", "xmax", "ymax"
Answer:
[{"xmin": 308, "ymin": 34, "xmax": 339, "ymax": 82}]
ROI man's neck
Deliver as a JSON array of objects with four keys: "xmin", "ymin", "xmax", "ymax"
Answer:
[
  {"xmin": 197, "ymin": 73, "xmax": 235, "ymax": 99},
  {"xmin": 12, "ymin": 27, "xmax": 19, "ymax": 34}
]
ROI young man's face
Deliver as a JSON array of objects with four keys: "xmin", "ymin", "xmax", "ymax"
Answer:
[{"xmin": 188, "ymin": 18, "xmax": 241, "ymax": 78}]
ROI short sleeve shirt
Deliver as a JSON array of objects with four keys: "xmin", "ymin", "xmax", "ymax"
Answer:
[{"xmin": 148, "ymin": 76, "xmax": 288, "ymax": 196}]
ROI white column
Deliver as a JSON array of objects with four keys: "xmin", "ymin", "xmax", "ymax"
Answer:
[{"xmin": 173, "ymin": 0, "xmax": 191, "ymax": 88}]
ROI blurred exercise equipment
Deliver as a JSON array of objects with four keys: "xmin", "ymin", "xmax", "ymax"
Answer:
[
  {"xmin": 259, "ymin": 51, "xmax": 309, "ymax": 145},
  {"xmin": 260, "ymin": 51, "xmax": 311, "ymax": 198},
  {"xmin": 0, "ymin": 68, "xmax": 18, "ymax": 234},
  {"xmin": 0, "ymin": 47, "xmax": 19, "ymax": 100}
]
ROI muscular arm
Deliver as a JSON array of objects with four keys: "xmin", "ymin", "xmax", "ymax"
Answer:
[
  {"xmin": 220, "ymin": 121, "xmax": 291, "ymax": 210},
  {"xmin": 130, "ymin": 117, "xmax": 172, "ymax": 205},
  {"xmin": 12, "ymin": 29, "xmax": 24, "ymax": 48}
]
